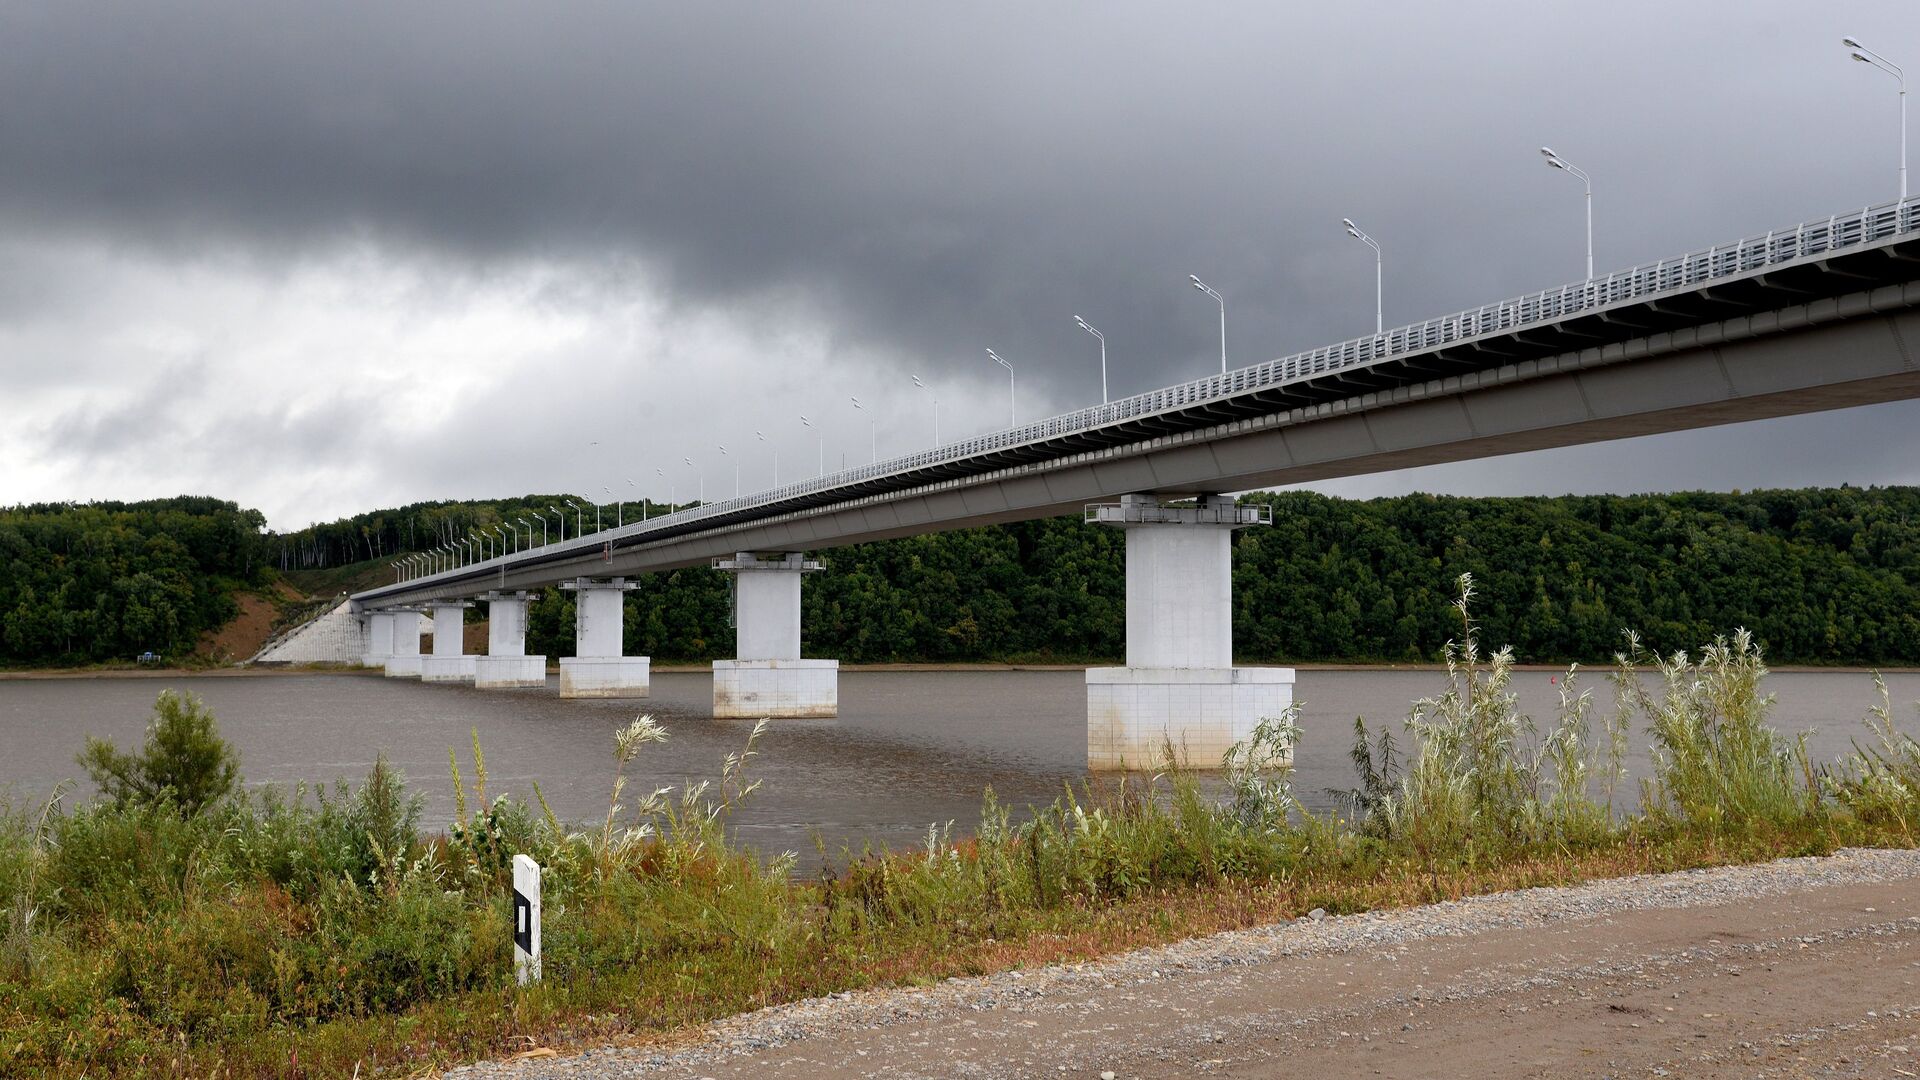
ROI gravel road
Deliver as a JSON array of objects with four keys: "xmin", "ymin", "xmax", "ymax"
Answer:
[{"xmin": 451, "ymin": 848, "xmax": 1920, "ymax": 1079}]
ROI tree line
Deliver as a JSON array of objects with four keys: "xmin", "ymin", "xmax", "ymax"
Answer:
[
  {"xmin": 7, "ymin": 485, "xmax": 1918, "ymax": 667},
  {"xmin": 506, "ymin": 485, "xmax": 1920, "ymax": 666},
  {"xmin": 0, "ymin": 498, "xmax": 269, "ymax": 664}
]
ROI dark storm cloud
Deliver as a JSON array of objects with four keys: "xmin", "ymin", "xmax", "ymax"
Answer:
[{"xmin": 6, "ymin": 1, "xmax": 1915, "ymax": 408}]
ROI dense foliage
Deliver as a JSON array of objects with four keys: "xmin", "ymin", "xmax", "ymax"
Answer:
[
  {"xmin": 0, "ymin": 498, "xmax": 268, "ymax": 665},
  {"xmin": 514, "ymin": 485, "xmax": 1920, "ymax": 666},
  {"xmin": 4, "ymin": 609, "xmax": 1920, "ymax": 1076},
  {"xmin": 11, "ymin": 485, "xmax": 1920, "ymax": 667}
]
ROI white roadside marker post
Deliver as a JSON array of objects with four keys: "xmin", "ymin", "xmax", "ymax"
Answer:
[{"xmin": 512, "ymin": 853, "xmax": 542, "ymax": 985}]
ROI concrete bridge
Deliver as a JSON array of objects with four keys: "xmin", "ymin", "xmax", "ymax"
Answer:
[{"xmin": 335, "ymin": 196, "xmax": 1920, "ymax": 767}]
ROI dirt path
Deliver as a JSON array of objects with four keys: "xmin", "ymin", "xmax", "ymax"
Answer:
[{"xmin": 457, "ymin": 849, "xmax": 1920, "ymax": 1079}]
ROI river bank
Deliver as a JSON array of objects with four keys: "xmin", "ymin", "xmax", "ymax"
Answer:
[
  {"xmin": 451, "ymin": 847, "xmax": 1920, "ymax": 1079},
  {"xmin": 6, "ymin": 625, "xmax": 1920, "ymax": 1077},
  {"xmin": 10, "ymin": 658, "xmax": 1920, "ymax": 680}
]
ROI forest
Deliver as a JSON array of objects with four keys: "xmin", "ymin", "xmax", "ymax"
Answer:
[
  {"xmin": 0, "ymin": 498, "xmax": 269, "ymax": 664},
  {"xmin": 5, "ymin": 486, "xmax": 1918, "ymax": 667},
  {"xmin": 276, "ymin": 485, "xmax": 1920, "ymax": 667}
]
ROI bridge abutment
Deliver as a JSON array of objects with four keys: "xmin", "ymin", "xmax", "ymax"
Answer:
[
  {"xmin": 558, "ymin": 578, "xmax": 650, "ymax": 697},
  {"xmin": 421, "ymin": 601, "xmax": 478, "ymax": 682},
  {"xmin": 475, "ymin": 591, "xmax": 546, "ymax": 688},
  {"xmin": 712, "ymin": 552, "xmax": 837, "ymax": 718},
  {"xmin": 383, "ymin": 609, "xmax": 427, "ymax": 678},
  {"xmin": 1085, "ymin": 494, "xmax": 1292, "ymax": 770}
]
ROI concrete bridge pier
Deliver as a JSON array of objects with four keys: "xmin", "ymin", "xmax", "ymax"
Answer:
[
  {"xmin": 421, "ymin": 601, "xmax": 478, "ymax": 683},
  {"xmin": 558, "ymin": 578, "xmax": 649, "ymax": 697},
  {"xmin": 360, "ymin": 609, "xmax": 396, "ymax": 669},
  {"xmin": 1085, "ymin": 494, "xmax": 1293, "ymax": 770},
  {"xmin": 712, "ymin": 552, "xmax": 837, "ymax": 717},
  {"xmin": 475, "ymin": 591, "xmax": 546, "ymax": 688},
  {"xmin": 384, "ymin": 608, "xmax": 427, "ymax": 677}
]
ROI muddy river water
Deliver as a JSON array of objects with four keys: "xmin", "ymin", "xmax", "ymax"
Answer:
[{"xmin": 3, "ymin": 667, "xmax": 1915, "ymax": 857}]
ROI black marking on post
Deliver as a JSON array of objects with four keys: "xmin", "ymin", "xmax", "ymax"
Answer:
[{"xmin": 514, "ymin": 889, "xmax": 532, "ymax": 954}]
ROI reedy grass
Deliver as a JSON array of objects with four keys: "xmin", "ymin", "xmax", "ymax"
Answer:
[{"xmin": 2, "ymin": 593, "xmax": 1920, "ymax": 1076}]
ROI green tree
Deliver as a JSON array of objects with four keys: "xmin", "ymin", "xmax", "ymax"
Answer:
[{"xmin": 77, "ymin": 690, "xmax": 241, "ymax": 816}]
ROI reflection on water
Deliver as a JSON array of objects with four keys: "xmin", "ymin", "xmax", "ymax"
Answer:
[{"xmin": 2, "ymin": 668, "xmax": 1915, "ymax": 858}]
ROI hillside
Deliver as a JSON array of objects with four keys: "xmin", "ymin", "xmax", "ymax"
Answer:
[
  {"xmin": 270, "ymin": 485, "xmax": 1920, "ymax": 667},
  {"xmin": 0, "ymin": 497, "xmax": 272, "ymax": 667}
]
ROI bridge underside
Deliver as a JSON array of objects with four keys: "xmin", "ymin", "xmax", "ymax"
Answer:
[{"xmin": 365, "ymin": 286, "xmax": 1920, "ymax": 606}]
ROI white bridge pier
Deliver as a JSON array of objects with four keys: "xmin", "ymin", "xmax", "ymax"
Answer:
[
  {"xmin": 1085, "ymin": 494, "xmax": 1293, "ymax": 769},
  {"xmin": 712, "ymin": 552, "xmax": 838, "ymax": 718}
]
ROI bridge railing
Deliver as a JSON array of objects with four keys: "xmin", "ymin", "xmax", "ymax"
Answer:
[{"xmin": 400, "ymin": 195, "xmax": 1920, "ymax": 587}]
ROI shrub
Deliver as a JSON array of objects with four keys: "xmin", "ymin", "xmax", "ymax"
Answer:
[
  {"xmin": 76, "ymin": 690, "xmax": 239, "ymax": 816},
  {"xmin": 1619, "ymin": 628, "xmax": 1816, "ymax": 832}
]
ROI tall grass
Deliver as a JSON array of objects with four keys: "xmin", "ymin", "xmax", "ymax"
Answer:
[{"xmin": 3, "ymin": 590, "xmax": 1920, "ymax": 1076}]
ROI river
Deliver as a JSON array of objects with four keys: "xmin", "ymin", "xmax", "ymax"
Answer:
[{"xmin": 3, "ymin": 667, "xmax": 1915, "ymax": 857}]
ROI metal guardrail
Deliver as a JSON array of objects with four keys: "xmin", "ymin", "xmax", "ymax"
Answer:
[{"xmin": 395, "ymin": 195, "xmax": 1920, "ymax": 589}]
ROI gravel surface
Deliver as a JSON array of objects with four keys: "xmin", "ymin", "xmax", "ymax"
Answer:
[{"xmin": 448, "ymin": 847, "xmax": 1920, "ymax": 1079}]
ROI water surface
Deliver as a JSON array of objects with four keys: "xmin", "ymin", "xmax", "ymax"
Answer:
[{"xmin": 3, "ymin": 668, "xmax": 1914, "ymax": 857}]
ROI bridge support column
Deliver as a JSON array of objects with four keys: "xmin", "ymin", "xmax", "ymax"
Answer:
[
  {"xmin": 360, "ymin": 609, "xmax": 395, "ymax": 669},
  {"xmin": 712, "ymin": 552, "xmax": 837, "ymax": 718},
  {"xmin": 1085, "ymin": 494, "xmax": 1292, "ymax": 770},
  {"xmin": 384, "ymin": 609, "xmax": 427, "ymax": 678},
  {"xmin": 559, "ymin": 578, "xmax": 649, "ymax": 698},
  {"xmin": 421, "ymin": 601, "xmax": 478, "ymax": 683},
  {"xmin": 475, "ymin": 591, "xmax": 546, "ymax": 688}
]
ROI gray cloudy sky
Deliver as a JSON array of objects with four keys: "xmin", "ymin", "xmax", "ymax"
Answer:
[{"xmin": 4, "ymin": 1, "xmax": 1919, "ymax": 529}]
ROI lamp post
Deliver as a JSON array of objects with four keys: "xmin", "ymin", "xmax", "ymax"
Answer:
[
  {"xmin": 801, "ymin": 415, "xmax": 824, "ymax": 476},
  {"xmin": 656, "ymin": 466, "xmax": 673, "ymax": 512},
  {"xmin": 756, "ymin": 430, "xmax": 778, "ymax": 486},
  {"xmin": 629, "ymin": 477, "xmax": 641, "ymax": 522},
  {"xmin": 1072, "ymin": 316, "xmax": 1108, "ymax": 403},
  {"xmin": 1341, "ymin": 219, "xmax": 1383, "ymax": 334},
  {"xmin": 520, "ymin": 517, "xmax": 539, "ymax": 549},
  {"xmin": 683, "ymin": 457, "xmax": 703, "ymax": 504},
  {"xmin": 547, "ymin": 506, "xmax": 565, "ymax": 544},
  {"xmin": 1539, "ymin": 146, "xmax": 1594, "ymax": 280},
  {"xmin": 849, "ymin": 397, "xmax": 876, "ymax": 463},
  {"xmin": 565, "ymin": 500, "xmax": 581, "ymax": 537},
  {"xmin": 1844, "ymin": 37, "xmax": 1908, "ymax": 201},
  {"xmin": 719, "ymin": 444, "xmax": 740, "ymax": 496},
  {"xmin": 1188, "ymin": 275, "xmax": 1226, "ymax": 373},
  {"xmin": 498, "ymin": 524, "xmax": 513, "ymax": 555},
  {"xmin": 911, "ymin": 375, "xmax": 940, "ymax": 446},
  {"xmin": 987, "ymin": 349, "xmax": 1015, "ymax": 426}
]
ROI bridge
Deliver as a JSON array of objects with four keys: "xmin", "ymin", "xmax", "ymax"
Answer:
[{"xmin": 335, "ymin": 195, "xmax": 1920, "ymax": 767}]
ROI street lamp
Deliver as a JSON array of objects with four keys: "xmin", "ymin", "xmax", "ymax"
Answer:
[
  {"xmin": 718, "ymin": 444, "xmax": 740, "ymax": 497},
  {"xmin": 801, "ymin": 415, "xmax": 824, "ymax": 477},
  {"xmin": 987, "ymin": 349, "xmax": 1015, "ymax": 427},
  {"xmin": 756, "ymin": 431, "xmax": 778, "ymax": 486},
  {"xmin": 520, "ymin": 517, "xmax": 539, "ymax": 548},
  {"xmin": 656, "ymin": 466, "xmax": 674, "ymax": 511},
  {"xmin": 1844, "ymin": 37, "xmax": 1908, "ymax": 201},
  {"xmin": 1072, "ymin": 316, "xmax": 1108, "ymax": 403},
  {"xmin": 1539, "ymin": 146, "xmax": 1594, "ymax": 280},
  {"xmin": 547, "ymin": 505, "xmax": 565, "ymax": 543},
  {"xmin": 1341, "ymin": 219, "xmax": 1383, "ymax": 334},
  {"xmin": 497, "ymin": 524, "xmax": 513, "ymax": 555},
  {"xmin": 911, "ymin": 376, "xmax": 940, "ymax": 446},
  {"xmin": 565, "ymin": 500, "xmax": 582, "ymax": 537},
  {"xmin": 1188, "ymin": 275, "xmax": 1226, "ymax": 374},
  {"xmin": 849, "ymin": 397, "xmax": 876, "ymax": 463},
  {"xmin": 629, "ymin": 477, "xmax": 641, "ymax": 522},
  {"xmin": 683, "ymin": 457, "xmax": 704, "ymax": 504}
]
